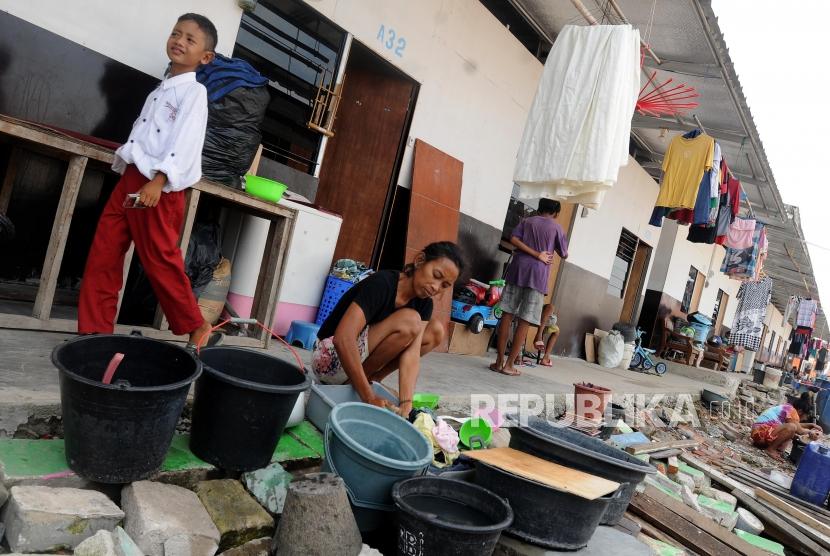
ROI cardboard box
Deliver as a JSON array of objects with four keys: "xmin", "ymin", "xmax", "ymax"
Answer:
[
  {"xmin": 585, "ymin": 333, "xmax": 597, "ymax": 363},
  {"xmin": 447, "ymin": 321, "xmax": 494, "ymax": 356}
]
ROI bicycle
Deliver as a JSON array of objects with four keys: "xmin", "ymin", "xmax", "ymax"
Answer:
[{"xmin": 629, "ymin": 328, "xmax": 667, "ymax": 376}]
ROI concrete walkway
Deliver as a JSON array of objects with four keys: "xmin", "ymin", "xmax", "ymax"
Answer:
[{"xmin": 0, "ymin": 329, "xmax": 742, "ymax": 434}]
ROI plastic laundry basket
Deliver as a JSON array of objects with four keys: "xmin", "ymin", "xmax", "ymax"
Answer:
[{"xmin": 315, "ymin": 276, "xmax": 354, "ymax": 326}]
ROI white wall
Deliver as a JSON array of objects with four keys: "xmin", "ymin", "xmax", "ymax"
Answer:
[
  {"xmin": 305, "ymin": 0, "xmax": 542, "ymax": 230},
  {"xmin": 0, "ymin": 1, "xmax": 243, "ymax": 78},
  {"xmin": 656, "ymin": 219, "xmax": 741, "ymax": 324},
  {"xmin": 3, "ymin": 0, "xmax": 541, "ymax": 231},
  {"xmin": 566, "ymin": 157, "xmax": 662, "ymax": 280},
  {"xmin": 764, "ymin": 304, "xmax": 791, "ymax": 352}
]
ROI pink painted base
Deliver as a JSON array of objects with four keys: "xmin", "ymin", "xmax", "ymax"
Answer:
[{"xmin": 226, "ymin": 292, "xmax": 318, "ymax": 336}]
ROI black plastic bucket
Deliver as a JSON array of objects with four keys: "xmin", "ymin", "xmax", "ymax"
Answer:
[
  {"xmin": 52, "ymin": 335, "xmax": 201, "ymax": 483},
  {"xmin": 473, "ymin": 460, "xmax": 619, "ymax": 550},
  {"xmin": 508, "ymin": 416, "xmax": 654, "ymax": 525},
  {"xmin": 190, "ymin": 347, "xmax": 311, "ymax": 471},
  {"xmin": 392, "ymin": 477, "xmax": 513, "ymax": 556}
]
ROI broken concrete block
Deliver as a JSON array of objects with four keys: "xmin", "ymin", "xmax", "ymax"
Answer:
[
  {"xmin": 73, "ymin": 526, "xmax": 144, "ymax": 556},
  {"xmin": 677, "ymin": 463, "xmax": 705, "ymax": 485},
  {"xmin": 698, "ymin": 495, "xmax": 738, "ymax": 529},
  {"xmin": 681, "ymin": 486, "xmax": 703, "ymax": 514},
  {"xmin": 736, "ymin": 507, "xmax": 764, "ymax": 535},
  {"xmin": 195, "ymin": 479, "xmax": 275, "ymax": 550},
  {"xmin": 122, "ymin": 481, "xmax": 219, "ymax": 556},
  {"xmin": 274, "ymin": 473, "xmax": 362, "ymax": 556},
  {"xmin": 2, "ymin": 485, "xmax": 125, "ymax": 553},
  {"xmin": 645, "ymin": 473, "xmax": 682, "ymax": 496},
  {"xmin": 707, "ymin": 490, "xmax": 737, "ymax": 510},
  {"xmin": 217, "ymin": 537, "xmax": 271, "ymax": 556},
  {"xmin": 671, "ymin": 471, "xmax": 697, "ymax": 492},
  {"xmin": 241, "ymin": 462, "xmax": 293, "ymax": 514},
  {"xmin": 0, "ymin": 482, "xmax": 8, "ymax": 507},
  {"xmin": 163, "ymin": 534, "xmax": 219, "ymax": 556},
  {"xmin": 74, "ymin": 530, "xmax": 118, "ymax": 556},
  {"xmin": 359, "ymin": 544, "xmax": 384, "ymax": 556}
]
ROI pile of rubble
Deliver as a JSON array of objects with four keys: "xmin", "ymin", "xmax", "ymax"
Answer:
[
  {"xmin": 615, "ymin": 378, "xmax": 830, "ymax": 555},
  {"xmin": 0, "ymin": 467, "xmax": 382, "ymax": 555}
]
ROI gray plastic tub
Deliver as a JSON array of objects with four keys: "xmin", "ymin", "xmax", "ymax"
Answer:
[{"xmin": 307, "ymin": 382, "xmax": 398, "ymax": 431}]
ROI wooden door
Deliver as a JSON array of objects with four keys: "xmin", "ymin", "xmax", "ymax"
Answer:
[
  {"xmin": 620, "ymin": 241, "xmax": 652, "ymax": 324},
  {"xmin": 406, "ymin": 140, "xmax": 463, "ymax": 352},
  {"xmin": 713, "ymin": 291, "xmax": 728, "ymax": 335},
  {"xmin": 315, "ymin": 45, "xmax": 416, "ymax": 265},
  {"xmin": 690, "ymin": 271, "xmax": 705, "ymax": 313}
]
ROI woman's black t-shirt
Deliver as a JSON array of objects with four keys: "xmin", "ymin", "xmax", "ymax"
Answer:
[{"xmin": 317, "ymin": 270, "xmax": 433, "ymax": 339}]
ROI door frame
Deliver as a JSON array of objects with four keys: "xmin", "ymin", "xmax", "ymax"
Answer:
[{"xmin": 620, "ymin": 240, "xmax": 652, "ymax": 324}]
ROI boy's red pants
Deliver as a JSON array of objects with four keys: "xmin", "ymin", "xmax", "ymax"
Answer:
[{"xmin": 78, "ymin": 165, "xmax": 203, "ymax": 336}]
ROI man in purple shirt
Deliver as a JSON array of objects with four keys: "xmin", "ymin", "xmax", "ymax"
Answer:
[{"xmin": 490, "ymin": 199, "xmax": 568, "ymax": 376}]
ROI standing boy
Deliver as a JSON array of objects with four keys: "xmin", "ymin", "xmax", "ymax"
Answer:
[
  {"xmin": 490, "ymin": 199, "xmax": 568, "ymax": 376},
  {"xmin": 78, "ymin": 14, "xmax": 218, "ymax": 348}
]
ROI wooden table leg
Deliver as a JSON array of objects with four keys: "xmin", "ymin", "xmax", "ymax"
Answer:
[
  {"xmin": 0, "ymin": 148, "xmax": 21, "ymax": 214},
  {"xmin": 153, "ymin": 188, "xmax": 201, "ymax": 331},
  {"xmin": 115, "ymin": 243, "xmax": 135, "ymax": 321},
  {"xmin": 250, "ymin": 216, "xmax": 292, "ymax": 347},
  {"xmin": 32, "ymin": 155, "xmax": 88, "ymax": 320}
]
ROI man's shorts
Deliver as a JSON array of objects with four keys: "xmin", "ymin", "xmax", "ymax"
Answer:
[{"xmin": 500, "ymin": 283, "xmax": 544, "ymax": 326}]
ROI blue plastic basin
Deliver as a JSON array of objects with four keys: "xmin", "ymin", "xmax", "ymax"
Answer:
[{"xmin": 322, "ymin": 402, "xmax": 432, "ymax": 510}]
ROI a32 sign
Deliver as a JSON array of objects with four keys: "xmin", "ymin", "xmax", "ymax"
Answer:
[{"xmin": 377, "ymin": 24, "xmax": 406, "ymax": 58}]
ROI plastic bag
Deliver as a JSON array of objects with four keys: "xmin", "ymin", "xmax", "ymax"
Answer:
[
  {"xmin": 185, "ymin": 223, "xmax": 222, "ymax": 295},
  {"xmin": 201, "ymin": 86, "xmax": 270, "ymax": 189},
  {"xmin": 599, "ymin": 330, "xmax": 625, "ymax": 368}
]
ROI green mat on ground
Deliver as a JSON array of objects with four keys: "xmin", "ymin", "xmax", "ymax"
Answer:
[{"xmin": 0, "ymin": 421, "xmax": 325, "ymax": 479}]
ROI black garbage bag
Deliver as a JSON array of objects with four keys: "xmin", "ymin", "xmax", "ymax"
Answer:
[
  {"xmin": 185, "ymin": 223, "xmax": 222, "ymax": 295},
  {"xmin": 201, "ymin": 86, "xmax": 271, "ymax": 189}
]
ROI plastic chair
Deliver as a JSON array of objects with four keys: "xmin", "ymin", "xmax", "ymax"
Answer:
[{"xmin": 285, "ymin": 320, "xmax": 321, "ymax": 350}]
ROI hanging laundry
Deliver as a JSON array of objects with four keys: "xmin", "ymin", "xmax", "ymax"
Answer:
[
  {"xmin": 783, "ymin": 295, "xmax": 799, "ymax": 324},
  {"xmin": 721, "ymin": 221, "xmax": 765, "ymax": 280},
  {"xmin": 651, "ymin": 132, "xmax": 720, "ymax": 228},
  {"xmin": 797, "ymin": 298, "xmax": 819, "ymax": 328},
  {"xmin": 753, "ymin": 227, "xmax": 768, "ymax": 281},
  {"xmin": 726, "ymin": 218, "xmax": 756, "ymax": 249},
  {"xmin": 714, "ymin": 159, "xmax": 742, "ymax": 245},
  {"xmin": 789, "ymin": 326, "xmax": 812, "ymax": 356},
  {"xmin": 730, "ymin": 276, "xmax": 773, "ymax": 351},
  {"xmin": 514, "ymin": 24, "xmax": 640, "ymax": 208},
  {"xmin": 655, "ymin": 132, "xmax": 715, "ymax": 209}
]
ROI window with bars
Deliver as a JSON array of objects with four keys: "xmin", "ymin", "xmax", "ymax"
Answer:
[
  {"xmin": 681, "ymin": 266, "xmax": 700, "ymax": 313},
  {"xmin": 233, "ymin": 0, "xmax": 347, "ymax": 174},
  {"xmin": 607, "ymin": 229, "xmax": 638, "ymax": 298}
]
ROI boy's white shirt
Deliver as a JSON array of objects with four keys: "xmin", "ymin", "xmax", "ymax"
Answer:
[{"xmin": 112, "ymin": 71, "xmax": 207, "ymax": 192}]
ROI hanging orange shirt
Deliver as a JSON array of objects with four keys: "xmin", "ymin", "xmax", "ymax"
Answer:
[{"xmin": 656, "ymin": 134, "xmax": 715, "ymax": 209}]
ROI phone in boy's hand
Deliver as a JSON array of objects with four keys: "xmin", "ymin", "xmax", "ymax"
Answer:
[{"xmin": 123, "ymin": 193, "xmax": 147, "ymax": 209}]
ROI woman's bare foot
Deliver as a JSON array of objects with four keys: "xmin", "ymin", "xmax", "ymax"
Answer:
[
  {"xmin": 501, "ymin": 364, "xmax": 521, "ymax": 376},
  {"xmin": 540, "ymin": 357, "xmax": 553, "ymax": 367},
  {"xmin": 765, "ymin": 447, "xmax": 785, "ymax": 462}
]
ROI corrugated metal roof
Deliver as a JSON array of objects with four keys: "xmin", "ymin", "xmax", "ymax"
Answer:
[{"xmin": 514, "ymin": 0, "xmax": 824, "ymax": 333}]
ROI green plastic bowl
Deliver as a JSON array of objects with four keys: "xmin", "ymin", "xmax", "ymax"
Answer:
[
  {"xmin": 412, "ymin": 392, "xmax": 440, "ymax": 410},
  {"xmin": 459, "ymin": 417, "xmax": 493, "ymax": 449},
  {"xmin": 245, "ymin": 175, "xmax": 287, "ymax": 203}
]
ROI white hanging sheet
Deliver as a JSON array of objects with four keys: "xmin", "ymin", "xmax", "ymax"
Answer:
[{"xmin": 514, "ymin": 24, "xmax": 640, "ymax": 209}]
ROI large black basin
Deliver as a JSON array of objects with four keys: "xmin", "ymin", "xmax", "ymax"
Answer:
[{"xmin": 508, "ymin": 416, "xmax": 655, "ymax": 525}]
